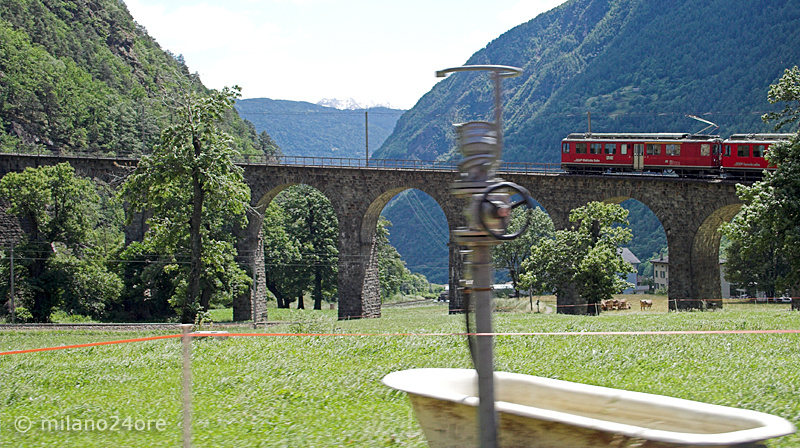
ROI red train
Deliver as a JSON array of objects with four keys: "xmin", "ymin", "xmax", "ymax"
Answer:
[{"xmin": 561, "ymin": 132, "xmax": 792, "ymax": 179}]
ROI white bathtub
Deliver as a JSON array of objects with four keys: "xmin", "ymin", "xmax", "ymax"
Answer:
[{"xmin": 382, "ymin": 368, "xmax": 795, "ymax": 448}]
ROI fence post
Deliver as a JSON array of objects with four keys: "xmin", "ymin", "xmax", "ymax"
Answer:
[{"xmin": 181, "ymin": 324, "xmax": 193, "ymax": 448}]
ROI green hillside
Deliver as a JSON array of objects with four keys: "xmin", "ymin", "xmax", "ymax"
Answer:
[
  {"xmin": 234, "ymin": 98, "xmax": 404, "ymax": 159},
  {"xmin": 0, "ymin": 0, "xmax": 263, "ymax": 155},
  {"xmin": 376, "ymin": 0, "xmax": 800, "ymax": 163}
]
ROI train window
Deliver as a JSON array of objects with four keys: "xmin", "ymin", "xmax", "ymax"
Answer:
[
  {"xmin": 634, "ymin": 144, "xmax": 644, "ymax": 156},
  {"xmin": 738, "ymin": 145, "xmax": 750, "ymax": 157},
  {"xmin": 562, "ymin": 143, "xmax": 570, "ymax": 154},
  {"xmin": 700, "ymin": 144, "xmax": 710, "ymax": 156},
  {"xmin": 604, "ymin": 143, "xmax": 616, "ymax": 155},
  {"xmin": 666, "ymin": 144, "xmax": 680, "ymax": 156},
  {"xmin": 621, "ymin": 144, "xmax": 628, "ymax": 155},
  {"xmin": 590, "ymin": 143, "xmax": 602, "ymax": 154},
  {"xmin": 724, "ymin": 145, "xmax": 731, "ymax": 156},
  {"xmin": 753, "ymin": 144, "xmax": 766, "ymax": 158},
  {"xmin": 576, "ymin": 143, "xmax": 587, "ymax": 154},
  {"xmin": 646, "ymin": 144, "xmax": 661, "ymax": 155}
]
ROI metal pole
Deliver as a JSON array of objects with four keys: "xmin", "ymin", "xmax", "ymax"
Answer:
[
  {"xmin": 365, "ymin": 111, "xmax": 369, "ymax": 166},
  {"xmin": 493, "ymin": 72, "xmax": 503, "ymax": 152},
  {"xmin": 181, "ymin": 324, "xmax": 192, "ymax": 448},
  {"xmin": 473, "ymin": 243, "xmax": 497, "ymax": 448},
  {"xmin": 441, "ymin": 64, "xmax": 523, "ymax": 448}
]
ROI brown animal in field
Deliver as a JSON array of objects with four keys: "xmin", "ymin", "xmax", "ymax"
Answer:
[
  {"xmin": 600, "ymin": 300, "xmax": 609, "ymax": 311},
  {"xmin": 619, "ymin": 298, "xmax": 630, "ymax": 309},
  {"xmin": 640, "ymin": 299, "xmax": 653, "ymax": 311}
]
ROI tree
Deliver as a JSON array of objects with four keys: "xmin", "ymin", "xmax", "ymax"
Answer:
[
  {"xmin": 0, "ymin": 163, "xmax": 122, "ymax": 321},
  {"xmin": 258, "ymin": 131, "xmax": 281, "ymax": 157},
  {"xmin": 723, "ymin": 67, "xmax": 800, "ymax": 295},
  {"xmin": 262, "ymin": 199, "xmax": 304, "ymax": 309},
  {"xmin": 762, "ymin": 66, "xmax": 800, "ymax": 132},
  {"xmin": 722, "ymin": 134, "xmax": 800, "ymax": 294},
  {"xmin": 120, "ymin": 86, "xmax": 251, "ymax": 323},
  {"xmin": 375, "ymin": 216, "xmax": 406, "ymax": 300},
  {"xmin": 262, "ymin": 185, "xmax": 338, "ymax": 310},
  {"xmin": 492, "ymin": 207, "xmax": 554, "ymax": 296},
  {"xmin": 374, "ymin": 216, "xmax": 436, "ymax": 302},
  {"xmin": 519, "ymin": 202, "xmax": 633, "ymax": 314},
  {"xmin": 720, "ymin": 182, "xmax": 790, "ymax": 297}
]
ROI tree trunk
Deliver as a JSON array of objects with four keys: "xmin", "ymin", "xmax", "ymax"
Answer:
[
  {"xmin": 185, "ymin": 135, "xmax": 205, "ymax": 324},
  {"xmin": 27, "ymin": 222, "xmax": 53, "ymax": 322},
  {"xmin": 200, "ymin": 287, "xmax": 212, "ymax": 312},
  {"xmin": 29, "ymin": 250, "xmax": 51, "ymax": 322},
  {"xmin": 510, "ymin": 268, "xmax": 518, "ymax": 297},
  {"xmin": 265, "ymin": 274, "xmax": 287, "ymax": 308},
  {"xmin": 297, "ymin": 292, "xmax": 305, "ymax": 309},
  {"xmin": 313, "ymin": 267, "xmax": 323, "ymax": 310}
]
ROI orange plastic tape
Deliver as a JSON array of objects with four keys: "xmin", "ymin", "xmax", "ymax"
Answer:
[{"xmin": 3, "ymin": 329, "xmax": 800, "ymax": 357}]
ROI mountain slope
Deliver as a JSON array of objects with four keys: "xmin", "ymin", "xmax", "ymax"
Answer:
[
  {"xmin": 235, "ymin": 99, "xmax": 404, "ymax": 159},
  {"xmin": 375, "ymin": 0, "xmax": 800, "ymax": 163},
  {"xmin": 0, "ymin": 0, "xmax": 263, "ymax": 155}
]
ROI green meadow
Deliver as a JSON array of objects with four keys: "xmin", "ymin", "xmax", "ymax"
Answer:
[{"xmin": 2, "ymin": 297, "xmax": 799, "ymax": 447}]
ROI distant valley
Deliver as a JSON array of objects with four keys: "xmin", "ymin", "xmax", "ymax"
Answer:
[{"xmin": 234, "ymin": 98, "xmax": 404, "ymax": 159}]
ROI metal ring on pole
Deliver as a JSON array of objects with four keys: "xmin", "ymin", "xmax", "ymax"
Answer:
[
  {"xmin": 436, "ymin": 65, "xmax": 523, "ymax": 79},
  {"xmin": 478, "ymin": 181, "xmax": 536, "ymax": 241}
]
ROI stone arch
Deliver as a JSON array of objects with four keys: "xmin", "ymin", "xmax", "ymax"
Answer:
[
  {"xmin": 514, "ymin": 181, "xmax": 669, "ymax": 313},
  {"xmin": 358, "ymin": 185, "xmax": 454, "ymax": 313},
  {"xmin": 234, "ymin": 179, "xmax": 341, "ymax": 322},
  {"xmin": 691, "ymin": 203, "xmax": 742, "ymax": 307}
]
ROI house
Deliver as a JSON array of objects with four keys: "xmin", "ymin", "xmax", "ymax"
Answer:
[
  {"xmin": 651, "ymin": 255, "xmax": 669, "ymax": 291},
  {"xmin": 649, "ymin": 256, "xmax": 731, "ymax": 298},
  {"xmin": 619, "ymin": 248, "xmax": 640, "ymax": 294}
]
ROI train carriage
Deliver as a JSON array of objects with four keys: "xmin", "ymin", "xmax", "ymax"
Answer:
[
  {"xmin": 561, "ymin": 133, "xmax": 722, "ymax": 175},
  {"xmin": 721, "ymin": 134, "xmax": 793, "ymax": 179}
]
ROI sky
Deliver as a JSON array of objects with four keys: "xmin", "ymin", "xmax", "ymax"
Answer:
[{"xmin": 124, "ymin": 0, "xmax": 569, "ymax": 110}]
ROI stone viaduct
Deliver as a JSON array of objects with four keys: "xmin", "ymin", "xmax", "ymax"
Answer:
[{"xmin": 0, "ymin": 154, "xmax": 743, "ymax": 321}]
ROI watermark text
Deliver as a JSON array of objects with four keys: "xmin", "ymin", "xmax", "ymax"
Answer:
[{"xmin": 14, "ymin": 415, "xmax": 168, "ymax": 433}]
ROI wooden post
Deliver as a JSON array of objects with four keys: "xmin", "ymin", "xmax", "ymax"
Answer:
[{"xmin": 181, "ymin": 324, "xmax": 192, "ymax": 448}]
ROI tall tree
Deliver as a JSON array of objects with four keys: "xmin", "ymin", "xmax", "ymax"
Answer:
[
  {"xmin": 120, "ymin": 86, "xmax": 251, "ymax": 323},
  {"xmin": 520, "ymin": 202, "xmax": 633, "ymax": 314},
  {"xmin": 720, "ymin": 182, "xmax": 789, "ymax": 297},
  {"xmin": 723, "ymin": 66, "xmax": 800, "ymax": 295},
  {"xmin": 492, "ymin": 207, "xmax": 554, "ymax": 296},
  {"xmin": 0, "ymin": 163, "xmax": 122, "ymax": 321}
]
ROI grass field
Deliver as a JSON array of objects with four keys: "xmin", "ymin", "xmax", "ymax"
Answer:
[{"xmin": 2, "ymin": 296, "xmax": 799, "ymax": 447}]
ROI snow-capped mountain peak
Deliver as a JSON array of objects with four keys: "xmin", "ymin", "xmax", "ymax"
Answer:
[
  {"xmin": 316, "ymin": 98, "xmax": 398, "ymax": 110},
  {"xmin": 316, "ymin": 98, "xmax": 362, "ymax": 110}
]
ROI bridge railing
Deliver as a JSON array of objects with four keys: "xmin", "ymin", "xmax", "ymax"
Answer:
[
  {"xmin": 0, "ymin": 150, "xmax": 563, "ymax": 173},
  {"xmin": 236, "ymin": 155, "xmax": 562, "ymax": 173}
]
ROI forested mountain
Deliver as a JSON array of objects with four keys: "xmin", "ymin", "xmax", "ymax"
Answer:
[
  {"xmin": 376, "ymin": 0, "xmax": 800, "ymax": 163},
  {"xmin": 235, "ymin": 98, "xmax": 404, "ymax": 159},
  {"xmin": 0, "ymin": 0, "xmax": 264, "ymax": 155}
]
